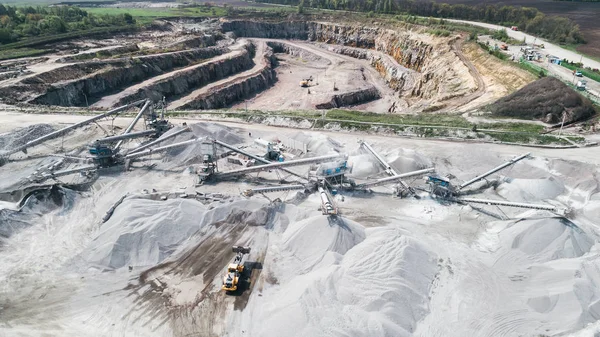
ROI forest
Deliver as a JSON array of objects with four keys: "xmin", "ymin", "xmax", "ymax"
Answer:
[
  {"xmin": 281, "ymin": 0, "xmax": 585, "ymax": 44},
  {"xmin": 0, "ymin": 4, "xmax": 135, "ymax": 44}
]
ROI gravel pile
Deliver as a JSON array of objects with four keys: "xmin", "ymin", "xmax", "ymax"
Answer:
[{"xmin": 0, "ymin": 124, "xmax": 54, "ymax": 151}]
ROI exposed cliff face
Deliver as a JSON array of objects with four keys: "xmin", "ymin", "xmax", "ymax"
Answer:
[
  {"xmin": 179, "ymin": 47, "xmax": 276, "ymax": 110},
  {"xmin": 12, "ymin": 46, "xmax": 226, "ymax": 106},
  {"xmin": 165, "ymin": 34, "xmax": 221, "ymax": 50},
  {"xmin": 266, "ymin": 41, "xmax": 328, "ymax": 65},
  {"xmin": 221, "ymin": 20, "xmax": 309, "ymax": 39},
  {"xmin": 317, "ymin": 43, "xmax": 416, "ymax": 94}
]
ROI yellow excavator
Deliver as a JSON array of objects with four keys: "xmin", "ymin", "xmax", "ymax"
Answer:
[
  {"xmin": 222, "ymin": 246, "xmax": 251, "ymax": 292},
  {"xmin": 299, "ymin": 75, "xmax": 313, "ymax": 87}
]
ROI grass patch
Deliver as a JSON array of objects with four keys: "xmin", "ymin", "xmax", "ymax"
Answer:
[
  {"xmin": 483, "ymin": 131, "xmax": 570, "ymax": 145},
  {"xmin": 84, "ymin": 7, "xmax": 177, "ymax": 17},
  {"xmin": 517, "ymin": 61, "xmax": 548, "ymax": 78},
  {"xmin": 267, "ymin": 109, "xmax": 545, "ymax": 133},
  {"xmin": 426, "ymin": 28, "xmax": 451, "ymax": 37},
  {"xmin": 325, "ymin": 109, "xmax": 472, "ymax": 127},
  {"xmin": 0, "ymin": 48, "xmax": 49, "ymax": 60},
  {"xmin": 168, "ymin": 109, "xmax": 570, "ymax": 145}
]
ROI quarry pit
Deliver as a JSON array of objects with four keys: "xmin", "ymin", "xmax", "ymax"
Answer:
[
  {"xmin": 0, "ymin": 18, "xmax": 500, "ymax": 113},
  {"xmin": 0, "ymin": 14, "xmax": 599, "ymax": 337}
]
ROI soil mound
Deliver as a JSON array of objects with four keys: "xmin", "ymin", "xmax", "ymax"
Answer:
[{"xmin": 487, "ymin": 77, "xmax": 596, "ymax": 124}]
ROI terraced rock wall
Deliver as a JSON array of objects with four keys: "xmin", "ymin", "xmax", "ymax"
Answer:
[
  {"xmin": 116, "ymin": 43, "xmax": 257, "ymax": 106},
  {"xmin": 22, "ymin": 46, "xmax": 227, "ymax": 106},
  {"xmin": 179, "ymin": 46, "xmax": 276, "ymax": 110},
  {"xmin": 221, "ymin": 21, "xmax": 309, "ymax": 39}
]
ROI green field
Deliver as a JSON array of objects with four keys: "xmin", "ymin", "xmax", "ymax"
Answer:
[
  {"xmin": 0, "ymin": 47, "xmax": 48, "ymax": 60},
  {"xmin": 84, "ymin": 8, "xmax": 177, "ymax": 17},
  {"xmin": 518, "ymin": 60, "xmax": 548, "ymax": 78},
  {"xmin": 83, "ymin": 6, "xmax": 227, "ymax": 23}
]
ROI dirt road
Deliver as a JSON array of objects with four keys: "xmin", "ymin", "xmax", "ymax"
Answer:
[{"xmin": 440, "ymin": 37, "xmax": 486, "ymax": 112}]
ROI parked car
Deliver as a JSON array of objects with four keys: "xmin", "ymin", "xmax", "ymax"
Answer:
[{"xmin": 575, "ymin": 70, "xmax": 583, "ymax": 77}]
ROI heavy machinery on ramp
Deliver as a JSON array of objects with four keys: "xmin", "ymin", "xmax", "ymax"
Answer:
[{"xmin": 222, "ymin": 246, "xmax": 251, "ymax": 292}]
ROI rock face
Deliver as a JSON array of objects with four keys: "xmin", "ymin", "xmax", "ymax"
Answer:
[
  {"xmin": 266, "ymin": 41, "xmax": 328, "ymax": 64},
  {"xmin": 318, "ymin": 43, "xmax": 417, "ymax": 94},
  {"xmin": 222, "ymin": 20, "xmax": 476, "ymax": 108},
  {"xmin": 179, "ymin": 46, "xmax": 277, "ymax": 110},
  {"xmin": 7, "ymin": 46, "xmax": 226, "ymax": 106},
  {"xmin": 315, "ymin": 86, "xmax": 380, "ymax": 109},
  {"xmin": 221, "ymin": 20, "xmax": 309, "ymax": 39}
]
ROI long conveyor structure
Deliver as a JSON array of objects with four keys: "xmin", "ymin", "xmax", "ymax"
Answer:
[
  {"xmin": 458, "ymin": 153, "xmax": 530, "ymax": 191},
  {"xmin": 216, "ymin": 154, "xmax": 344, "ymax": 180},
  {"xmin": 455, "ymin": 197, "xmax": 557, "ymax": 212},
  {"xmin": 113, "ymin": 100, "xmax": 152, "ymax": 152},
  {"xmin": 242, "ymin": 184, "xmax": 305, "ymax": 196},
  {"xmin": 1, "ymin": 100, "xmax": 146, "ymax": 158},
  {"xmin": 127, "ymin": 127, "xmax": 191, "ymax": 154},
  {"xmin": 93, "ymin": 129, "xmax": 157, "ymax": 145},
  {"xmin": 213, "ymin": 140, "xmax": 307, "ymax": 181},
  {"xmin": 355, "ymin": 168, "xmax": 435, "ymax": 189},
  {"xmin": 123, "ymin": 138, "xmax": 203, "ymax": 161},
  {"xmin": 31, "ymin": 165, "xmax": 98, "ymax": 183}
]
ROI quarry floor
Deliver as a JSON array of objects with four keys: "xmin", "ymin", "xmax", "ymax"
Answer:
[
  {"xmin": 229, "ymin": 39, "xmax": 399, "ymax": 113},
  {"xmin": 0, "ymin": 111, "xmax": 600, "ymax": 337}
]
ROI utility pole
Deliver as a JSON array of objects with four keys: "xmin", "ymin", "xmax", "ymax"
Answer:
[{"xmin": 573, "ymin": 54, "xmax": 583, "ymax": 85}]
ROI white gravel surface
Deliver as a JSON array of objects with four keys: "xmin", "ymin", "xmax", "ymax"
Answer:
[{"xmin": 0, "ymin": 113, "xmax": 599, "ymax": 337}]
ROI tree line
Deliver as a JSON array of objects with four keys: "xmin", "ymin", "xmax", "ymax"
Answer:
[
  {"xmin": 266, "ymin": 0, "xmax": 585, "ymax": 44},
  {"xmin": 0, "ymin": 4, "xmax": 135, "ymax": 45}
]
